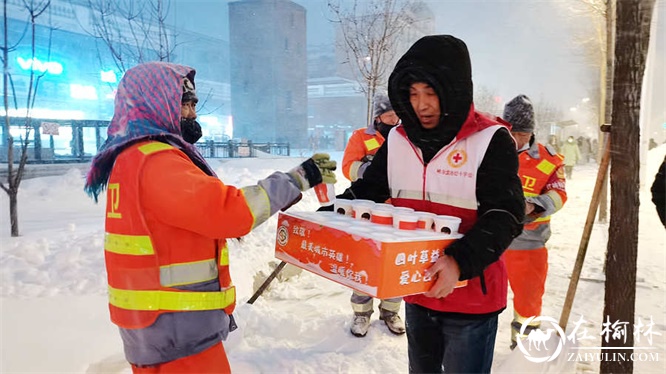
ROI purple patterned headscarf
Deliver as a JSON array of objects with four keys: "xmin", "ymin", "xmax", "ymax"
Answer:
[{"xmin": 84, "ymin": 62, "xmax": 215, "ymax": 201}]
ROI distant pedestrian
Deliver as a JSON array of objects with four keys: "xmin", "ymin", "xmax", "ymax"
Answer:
[
  {"xmin": 560, "ymin": 136, "xmax": 581, "ymax": 179},
  {"xmin": 649, "ymin": 138, "xmax": 658, "ymax": 150}
]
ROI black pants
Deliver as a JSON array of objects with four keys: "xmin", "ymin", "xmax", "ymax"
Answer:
[{"xmin": 405, "ymin": 303, "xmax": 498, "ymax": 373}]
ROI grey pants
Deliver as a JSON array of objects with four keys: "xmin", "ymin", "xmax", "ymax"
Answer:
[{"xmin": 351, "ymin": 290, "xmax": 401, "ymax": 315}]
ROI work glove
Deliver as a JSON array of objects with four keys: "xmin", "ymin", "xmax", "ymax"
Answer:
[{"xmin": 287, "ymin": 153, "xmax": 337, "ymax": 191}]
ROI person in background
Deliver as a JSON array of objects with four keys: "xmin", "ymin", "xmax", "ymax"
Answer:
[
  {"xmin": 649, "ymin": 138, "xmax": 658, "ymax": 150},
  {"xmin": 342, "ymin": 92, "xmax": 400, "ymax": 182},
  {"xmin": 651, "ymin": 156, "xmax": 665, "ymax": 227},
  {"xmin": 502, "ymin": 94, "xmax": 567, "ymax": 349},
  {"xmin": 577, "ymin": 136, "xmax": 590, "ymax": 164},
  {"xmin": 341, "ymin": 92, "xmax": 404, "ymax": 337},
  {"xmin": 560, "ymin": 136, "xmax": 581, "ymax": 179},
  {"xmin": 547, "ymin": 135, "xmax": 560, "ymax": 153},
  {"xmin": 338, "ymin": 35, "xmax": 524, "ymax": 373},
  {"xmin": 84, "ymin": 62, "xmax": 336, "ymax": 373}
]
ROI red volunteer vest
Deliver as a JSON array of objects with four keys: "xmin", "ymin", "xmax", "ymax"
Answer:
[{"xmin": 387, "ymin": 114, "xmax": 508, "ymax": 314}]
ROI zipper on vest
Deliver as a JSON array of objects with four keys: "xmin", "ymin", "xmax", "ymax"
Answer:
[{"xmin": 421, "ymin": 163, "xmax": 427, "ymax": 201}]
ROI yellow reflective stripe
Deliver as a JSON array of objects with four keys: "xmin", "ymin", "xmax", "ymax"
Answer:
[
  {"xmin": 138, "ymin": 142, "xmax": 174, "ymax": 155},
  {"xmin": 240, "ymin": 185, "xmax": 271, "ymax": 230},
  {"xmin": 534, "ymin": 216, "xmax": 551, "ymax": 223},
  {"xmin": 219, "ymin": 243, "xmax": 229, "ymax": 266},
  {"xmin": 524, "ymin": 192, "xmax": 539, "ymax": 197},
  {"xmin": 364, "ymin": 138, "xmax": 380, "ymax": 151},
  {"xmin": 105, "ymin": 233, "xmax": 154, "ymax": 255},
  {"xmin": 108, "ymin": 286, "xmax": 235, "ymax": 311},
  {"xmin": 160, "ymin": 259, "xmax": 218, "ymax": 287},
  {"xmin": 536, "ymin": 160, "xmax": 556, "ymax": 175}
]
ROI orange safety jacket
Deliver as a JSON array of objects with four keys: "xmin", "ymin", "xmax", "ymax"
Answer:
[
  {"xmin": 517, "ymin": 143, "xmax": 566, "ymax": 231},
  {"xmin": 342, "ymin": 128, "xmax": 385, "ymax": 182},
  {"xmin": 104, "ymin": 141, "xmax": 241, "ymax": 329}
]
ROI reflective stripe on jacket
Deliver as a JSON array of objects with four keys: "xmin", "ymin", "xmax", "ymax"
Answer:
[
  {"xmin": 342, "ymin": 127, "xmax": 385, "ymax": 181},
  {"xmin": 510, "ymin": 142, "xmax": 567, "ymax": 250},
  {"xmin": 105, "ymin": 141, "xmax": 239, "ymax": 329},
  {"xmin": 388, "ymin": 123, "xmax": 508, "ymax": 314}
]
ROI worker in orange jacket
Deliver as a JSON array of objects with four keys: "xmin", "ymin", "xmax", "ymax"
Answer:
[
  {"xmin": 502, "ymin": 94, "xmax": 567, "ymax": 349},
  {"xmin": 84, "ymin": 62, "xmax": 336, "ymax": 373},
  {"xmin": 341, "ymin": 93, "xmax": 404, "ymax": 337},
  {"xmin": 342, "ymin": 93, "xmax": 400, "ymax": 182}
]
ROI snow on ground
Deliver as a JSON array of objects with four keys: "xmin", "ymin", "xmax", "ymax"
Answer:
[{"xmin": 1, "ymin": 148, "xmax": 664, "ymax": 373}]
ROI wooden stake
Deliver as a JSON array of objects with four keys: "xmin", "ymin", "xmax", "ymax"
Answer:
[{"xmin": 559, "ymin": 133, "xmax": 611, "ymax": 331}]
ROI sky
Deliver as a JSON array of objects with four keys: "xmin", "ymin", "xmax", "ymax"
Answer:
[
  {"xmin": 1, "ymin": 146, "xmax": 665, "ymax": 373},
  {"xmin": 171, "ymin": 0, "xmax": 666, "ymax": 141}
]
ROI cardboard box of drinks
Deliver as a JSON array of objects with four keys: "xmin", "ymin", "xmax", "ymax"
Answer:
[{"xmin": 274, "ymin": 201, "xmax": 466, "ymax": 299}]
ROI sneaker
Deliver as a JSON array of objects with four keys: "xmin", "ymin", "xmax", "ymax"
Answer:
[
  {"xmin": 380, "ymin": 311, "xmax": 406, "ymax": 335},
  {"xmin": 350, "ymin": 314, "xmax": 371, "ymax": 337}
]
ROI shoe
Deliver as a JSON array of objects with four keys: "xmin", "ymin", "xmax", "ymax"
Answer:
[
  {"xmin": 379, "ymin": 311, "xmax": 406, "ymax": 335},
  {"xmin": 350, "ymin": 314, "xmax": 371, "ymax": 337},
  {"xmin": 510, "ymin": 320, "xmax": 539, "ymax": 351}
]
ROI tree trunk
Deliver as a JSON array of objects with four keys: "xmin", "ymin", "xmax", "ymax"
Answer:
[
  {"xmin": 598, "ymin": 0, "xmax": 615, "ymax": 223},
  {"xmin": 601, "ymin": 1, "xmax": 655, "ymax": 373},
  {"xmin": 9, "ymin": 188, "xmax": 18, "ymax": 236}
]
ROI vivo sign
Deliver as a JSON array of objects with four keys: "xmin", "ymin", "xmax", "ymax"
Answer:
[{"xmin": 16, "ymin": 57, "xmax": 63, "ymax": 75}]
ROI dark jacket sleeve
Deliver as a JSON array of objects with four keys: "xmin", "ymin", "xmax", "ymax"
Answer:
[
  {"xmin": 444, "ymin": 128, "xmax": 525, "ymax": 280},
  {"xmin": 651, "ymin": 157, "xmax": 666, "ymax": 227}
]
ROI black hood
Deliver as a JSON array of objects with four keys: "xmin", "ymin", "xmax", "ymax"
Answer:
[{"xmin": 388, "ymin": 35, "xmax": 473, "ymax": 162}]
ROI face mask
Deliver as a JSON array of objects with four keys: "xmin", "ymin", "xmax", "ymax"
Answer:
[
  {"xmin": 180, "ymin": 118, "xmax": 202, "ymax": 144},
  {"xmin": 376, "ymin": 122, "xmax": 395, "ymax": 138}
]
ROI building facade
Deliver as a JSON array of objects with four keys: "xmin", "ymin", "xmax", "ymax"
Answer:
[
  {"xmin": 2, "ymin": 0, "xmax": 231, "ymax": 159},
  {"xmin": 229, "ymin": 0, "xmax": 308, "ymax": 147}
]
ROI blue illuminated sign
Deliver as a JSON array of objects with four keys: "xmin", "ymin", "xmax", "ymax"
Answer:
[
  {"xmin": 100, "ymin": 70, "xmax": 117, "ymax": 83},
  {"xmin": 16, "ymin": 57, "xmax": 63, "ymax": 75}
]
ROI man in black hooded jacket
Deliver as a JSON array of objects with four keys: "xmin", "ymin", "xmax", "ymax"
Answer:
[{"xmin": 337, "ymin": 35, "xmax": 524, "ymax": 373}]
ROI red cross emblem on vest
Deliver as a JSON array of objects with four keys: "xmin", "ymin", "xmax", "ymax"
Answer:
[{"xmin": 447, "ymin": 149, "xmax": 467, "ymax": 168}]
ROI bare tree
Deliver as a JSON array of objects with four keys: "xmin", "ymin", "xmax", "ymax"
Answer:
[
  {"xmin": 1, "ymin": 0, "xmax": 52, "ymax": 237},
  {"xmin": 601, "ymin": 1, "xmax": 655, "ymax": 373},
  {"xmin": 80, "ymin": 0, "xmax": 175, "ymax": 74},
  {"xmin": 533, "ymin": 99, "xmax": 565, "ymax": 143},
  {"xmin": 558, "ymin": 0, "xmax": 616, "ymax": 222},
  {"xmin": 473, "ymin": 85, "xmax": 502, "ymax": 117},
  {"xmin": 327, "ymin": 0, "xmax": 419, "ymax": 127}
]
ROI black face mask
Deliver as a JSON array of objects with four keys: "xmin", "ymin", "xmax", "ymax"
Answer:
[
  {"xmin": 376, "ymin": 122, "xmax": 395, "ymax": 139},
  {"xmin": 180, "ymin": 118, "xmax": 202, "ymax": 144}
]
